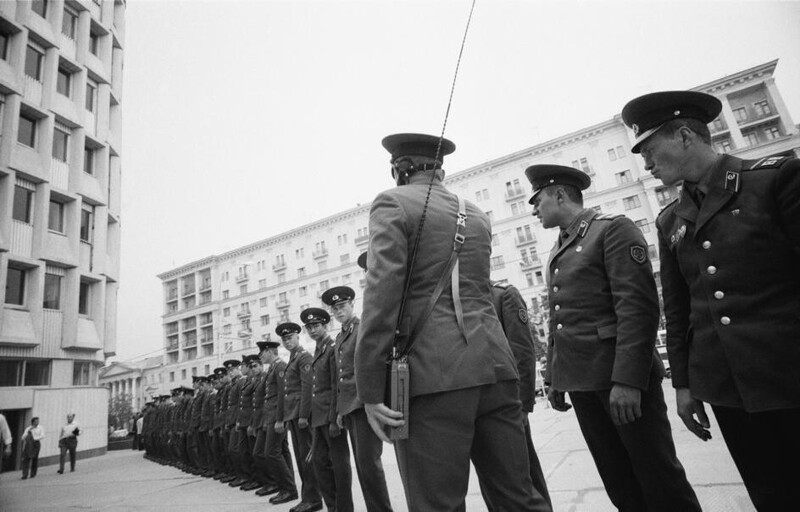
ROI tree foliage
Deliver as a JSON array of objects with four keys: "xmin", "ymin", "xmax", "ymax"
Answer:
[{"xmin": 108, "ymin": 393, "xmax": 133, "ymax": 431}]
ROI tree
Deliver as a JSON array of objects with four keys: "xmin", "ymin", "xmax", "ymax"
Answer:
[{"xmin": 108, "ymin": 393, "xmax": 133, "ymax": 431}]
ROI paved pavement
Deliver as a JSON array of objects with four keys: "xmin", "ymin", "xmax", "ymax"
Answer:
[{"xmin": 1, "ymin": 381, "xmax": 755, "ymax": 511}]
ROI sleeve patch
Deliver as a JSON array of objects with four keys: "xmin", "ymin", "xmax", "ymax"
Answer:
[
  {"xmin": 518, "ymin": 308, "xmax": 529, "ymax": 324},
  {"xmin": 630, "ymin": 245, "xmax": 647, "ymax": 264}
]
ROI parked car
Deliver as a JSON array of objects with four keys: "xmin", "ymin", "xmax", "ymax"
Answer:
[{"xmin": 109, "ymin": 428, "xmax": 129, "ymax": 440}]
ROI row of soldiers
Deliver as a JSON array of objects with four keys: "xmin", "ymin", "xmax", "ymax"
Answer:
[{"xmin": 141, "ymin": 276, "xmax": 396, "ymax": 512}]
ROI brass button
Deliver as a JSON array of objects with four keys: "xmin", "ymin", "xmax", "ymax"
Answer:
[
  {"xmin": 721, "ymin": 316, "xmax": 731, "ymax": 325},
  {"xmin": 714, "ymin": 291, "xmax": 724, "ymax": 300},
  {"xmin": 554, "ymin": 268, "xmax": 560, "ymax": 274},
  {"xmin": 556, "ymin": 324, "xmax": 563, "ymax": 330},
  {"xmin": 554, "ymin": 305, "xmax": 561, "ymax": 311},
  {"xmin": 553, "ymin": 286, "xmax": 559, "ymax": 293},
  {"xmin": 707, "ymin": 266, "xmax": 717, "ymax": 275},
  {"xmin": 702, "ymin": 241, "xmax": 711, "ymax": 250}
]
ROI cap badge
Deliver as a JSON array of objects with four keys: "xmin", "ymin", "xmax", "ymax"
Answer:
[
  {"xmin": 332, "ymin": 294, "xmax": 339, "ymax": 301},
  {"xmin": 674, "ymin": 110, "xmax": 681, "ymax": 116},
  {"xmin": 632, "ymin": 124, "xmax": 640, "ymax": 136}
]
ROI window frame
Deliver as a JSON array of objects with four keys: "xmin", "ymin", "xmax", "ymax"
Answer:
[
  {"xmin": 52, "ymin": 125, "xmax": 70, "ymax": 162},
  {"xmin": 43, "ymin": 272, "xmax": 62, "ymax": 310},
  {"xmin": 48, "ymin": 198, "xmax": 65, "ymax": 233},
  {"xmin": 17, "ymin": 112, "xmax": 37, "ymax": 148},
  {"xmin": 24, "ymin": 44, "xmax": 44, "ymax": 81},
  {"xmin": 4, "ymin": 265, "xmax": 27, "ymax": 306}
]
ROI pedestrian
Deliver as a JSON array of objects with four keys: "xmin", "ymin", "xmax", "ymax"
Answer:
[
  {"xmin": 0, "ymin": 412, "xmax": 11, "ymax": 474},
  {"xmin": 478, "ymin": 281, "xmax": 552, "ymax": 510},
  {"xmin": 301, "ymin": 307, "xmax": 353, "ymax": 512},
  {"xmin": 527, "ymin": 163, "xmax": 700, "ymax": 511},
  {"xmin": 322, "ymin": 284, "xmax": 395, "ymax": 512},
  {"xmin": 275, "ymin": 321, "xmax": 322, "ymax": 512},
  {"xmin": 58, "ymin": 413, "xmax": 80, "ymax": 474},
  {"xmin": 356, "ymin": 133, "xmax": 550, "ymax": 511},
  {"xmin": 622, "ymin": 90, "xmax": 800, "ymax": 511},
  {"xmin": 21, "ymin": 417, "xmax": 44, "ymax": 479}
]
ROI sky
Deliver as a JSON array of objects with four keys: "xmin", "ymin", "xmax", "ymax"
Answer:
[{"xmin": 114, "ymin": 0, "xmax": 800, "ymax": 363}]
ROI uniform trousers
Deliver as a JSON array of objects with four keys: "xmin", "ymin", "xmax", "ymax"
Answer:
[
  {"xmin": 210, "ymin": 429, "xmax": 225, "ymax": 471},
  {"xmin": 345, "ymin": 408, "xmax": 394, "ymax": 512},
  {"xmin": 312, "ymin": 425, "xmax": 353, "ymax": 512},
  {"xmin": 58, "ymin": 437, "xmax": 78, "ymax": 472},
  {"xmin": 712, "ymin": 405, "xmax": 800, "ymax": 512},
  {"xmin": 189, "ymin": 429, "xmax": 206, "ymax": 468},
  {"xmin": 395, "ymin": 380, "xmax": 550, "ymax": 512},
  {"xmin": 262, "ymin": 421, "xmax": 297, "ymax": 493},
  {"xmin": 233, "ymin": 427, "xmax": 254, "ymax": 478},
  {"xmin": 478, "ymin": 416, "xmax": 552, "ymax": 511},
  {"xmin": 288, "ymin": 419, "xmax": 321, "ymax": 505},
  {"xmin": 569, "ymin": 373, "xmax": 700, "ymax": 512}
]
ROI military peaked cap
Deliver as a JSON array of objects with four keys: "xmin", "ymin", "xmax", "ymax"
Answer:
[
  {"xmin": 276, "ymin": 322, "xmax": 302, "ymax": 337},
  {"xmin": 525, "ymin": 164, "xmax": 592, "ymax": 203},
  {"xmin": 300, "ymin": 307, "xmax": 330, "ymax": 325},
  {"xmin": 621, "ymin": 90, "xmax": 722, "ymax": 153},
  {"xmin": 321, "ymin": 286, "xmax": 355, "ymax": 306},
  {"xmin": 381, "ymin": 133, "xmax": 455, "ymax": 162}
]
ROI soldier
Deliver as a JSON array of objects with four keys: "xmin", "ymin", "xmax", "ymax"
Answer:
[
  {"xmin": 210, "ymin": 367, "xmax": 228, "ymax": 478},
  {"xmin": 224, "ymin": 358, "xmax": 247, "ymax": 485},
  {"xmin": 188, "ymin": 376, "xmax": 207, "ymax": 474},
  {"xmin": 258, "ymin": 340, "xmax": 299, "ymax": 503},
  {"xmin": 301, "ymin": 307, "xmax": 353, "ymax": 512},
  {"xmin": 249, "ymin": 346, "xmax": 278, "ymax": 496},
  {"xmin": 478, "ymin": 281, "xmax": 552, "ymax": 510},
  {"xmin": 322, "ymin": 284, "xmax": 394, "ymax": 512},
  {"xmin": 216, "ymin": 361, "xmax": 239, "ymax": 483},
  {"xmin": 527, "ymin": 163, "xmax": 700, "ymax": 511},
  {"xmin": 199, "ymin": 374, "xmax": 217, "ymax": 477},
  {"xmin": 275, "ymin": 322, "xmax": 322, "ymax": 512},
  {"xmin": 236, "ymin": 355, "xmax": 262, "ymax": 491},
  {"xmin": 356, "ymin": 133, "xmax": 549, "ymax": 511},
  {"xmin": 622, "ymin": 90, "xmax": 800, "ymax": 511}
]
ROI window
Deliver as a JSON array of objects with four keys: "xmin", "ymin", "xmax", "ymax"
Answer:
[
  {"xmin": 505, "ymin": 179, "xmax": 524, "ymax": 197},
  {"xmin": 622, "ymin": 195, "xmax": 641, "ymax": 210},
  {"xmin": 337, "ymin": 234, "xmax": 348, "ymax": 245},
  {"xmin": 357, "ymin": 227, "xmax": 368, "ymax": 238},
  {"xmin": 764, "ymin": 126, "xmax": 781, "ymax": 140},
  {"xmin": 191, "ymin": 367, "xmax": 197, "ymax": 376},
  {"xmin": 239, "ymin": 284, "xmax": 247, "ymax": 295},
  {"xmin": 732, "ymin": 107, "xmax": 747, "ymax": 123},
  {"xmin": 319, "ymin": 280, "xmax": 329, "ymax": 291},
  {"xmin": 615, "ymin": 170, "xmax": 632, "ymax": 185},
  {"xmin": 261, "ymin": 315, "xmax": 270, "ymax": 326},
  {"xmin": 89, "ymin": 29, "xmax": 100, "ymax": 56},
  {"xmin": 491, "ymin": 234, "xmax": 500, "ymax": 246},
  {"xmin": 571, "ymin": 157, "xmax": 593, "ymax": 175},
  {"xmin": 295, "ymin": 248, "xmax": 304, "ymax": 259},
  {"xmin": 24, "ymin": 44, "xmax": 44, "ymax": 80},
  {"xmin": 223, "ymin": 307, "xmax": 230, "ymax": 317},
  {"xmin": 222, "ymin": 324, "xmax": 231, "ymax": 335},
  {"xmin": 258, "ymin": 278, "xmax": 267, "ymax": 289},
  {"xmin": 86, "ymin": 80, "xmax": 97, "ymax": 112},
  {"xmin": 43, "ymin": 273, "xmax": 62, "ymax": 310},
  {"xmin": 169, "ymin": 372, "xmax": 175, "ymax": 382},
  {"xmin": 744, "ymin": 132, "xmax": 759, "ymax": 147},
  {"xmin": 318, "ymin": 260, "xmax": 328, "ymax": 272},
  {"xmin": 240, "ymin": 302, "xmax": 250, "ymax": 314},
  {"xmin": 753, "ymin": 100, "xmax": 772, "ymax": 117},
  {"xmin": 279, "ymin": 310, "xmax": 290, "ymax": 322},
  {"xmin": 276, "ymin": 254, "xmax": 285, "ymax": 266},
  {"xmin": 0, "ymin": 360, "xmax": 23, "ymax": 386},
  {"xmin": 297, "ymin": 267, "xmax": 305, "ymax": 278},
  {"xmin": 259, "ymin": 297, "xmax": 267, "ymax": 307},
  {"xmin": 13, "ymin": 185, "xmax": 34, "ymax": 223},
  {"xmin": 607, "ymin": 148, "xmax": 617, "ymax": 161},
  {"xmin": 516, "ymin": 225, "xmax": 534, "ymax": 244},
  {"xmin": 73, "ymin": 361, "xmax": 93, "ymax": 386},
  {"xmin": 25, "ymin": 360, "xmax": 50, "ymax": 386},
  {"xmin": 52, "ymin": 125, "xmax": 69, "ymax": 161},
  {"xmin": 490, "ymin": 256, "xmax": 505, "ymax": 270},
  {"xmin": 715, "ymin": 139, "xmax": 732, "ymax": 153},
  {"xmin": 222, "ymin": 290, "xmax": 229, "ymax": 299},
  {"xmin": 712, "ymin": 118, "xmax": 726, "ymax": 131},
  {"xmin": 80, "ymin": 205, "xmax": 94, "ymax": 242},
  {"xmin": 221, "ymin": 271, "xmax": 229, "ymax": 281},
  {"xmin": 48, "ymin": 199, "xmax": 65, "ymax": 232},
  {"xmin": 648, "ymin": 245, "xmax": 658, "ymax": 260},
  {"xmin": 342, "ymin": 274, "xmax": 352, "ymax": 285},
  {"xmin": 634, "ymin": 219, "xmax": 650, "ymax": 234},
  {"xmin": 340, "ymin": 254, "xmax": 350, "ymax": 264},
  {"xmin": 0, "ymin": 29, "xmax": 10, "ymax": 61},
  {"xmin": 56, "ymin": 67, "xmax": 72, "ymax": 97},
  {"xmin": 5, "ymin": 266, "xmax": 26, "ymax": 306},
  {"xmin": 475, "ymin": 189, "xmax": 490, "ymax": 202},
  {"xmin": 616, "ymin": 146, "xmax": 625, "ymax": 159},
  {"xmin": 299, "ymin": 286, "xmax": 307, "ymax": 297},
  {"xmin": 62, "ymin": 7, "xmax": 78, "ymax": 38},
  {"xmin": 181, "ymin": 369, "xmax": 186, "ymax": 380},
  {"xmin": 277, "ymin": 273, "xmax": 286, "ymax": 284},
  {"xmin": 525, "ymin": 272, "xmax": 535, "ymax": 287},
  {"xmin": 510, "ymin": 201, "xmax": 526, "ymax": 216},
  {"xmin": 31, "ymin": 0, "xmax": 48, "ymax": 18},
  {"xmin": 18, "ymin": 113, "xmax": 37, "ymax": 148},
  {"xmin": 520, "ymin": 247, "xmax": 539, "ymax": 266}
]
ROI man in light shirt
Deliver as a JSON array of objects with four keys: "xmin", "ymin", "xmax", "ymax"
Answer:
[
  {"xmin": 0, "ymin": 412, "xmax": 12, "ymax": 474},
  {"xmin": 58, "ymin": 413, "xmax": 80, "ymax": 474},
  {"xmin": 21, "ymin": 417, "xmax": 45, "ymax": 479}
]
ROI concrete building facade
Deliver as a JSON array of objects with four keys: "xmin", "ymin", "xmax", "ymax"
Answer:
[
  {"xmin": 0, "ymin": 0, "xmax": 125, "ymax": 468},
  {"xmin": 128, "ymin": 60, "xmax": 797, "ymax": 399}
]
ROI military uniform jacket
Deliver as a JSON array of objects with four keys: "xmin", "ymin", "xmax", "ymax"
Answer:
[
  {"xmin": 335, "ymin": 316, "xmax": 362, "ymax": 417},
  {"xmin": 311, "ymin": 335, "xmax": 338, "ymax": 428},
  {"xmin": 356, "ymin": 175, "xmax": 519, "ymax": 402},
  {"xmin": 190, "ymin": 391, "xmax": 203, "ymax": 429},
  {"xmin": 226, "ymin": 376, "xmax": 244, "ymax": 427},
  {"xmin": 200, "ymin": 390, "xmax": 215, "ymax": 432},
  {"xmin": 250, "ymin": 371, "xmax": 269, "ymax": 429},
  {"xmin": 491, "ymin": 282, "xmax": 536, "ymax": 412},
  {"xmin": 261, "ymin": 360, "xmax": 286, "ymax": 428},
  {"xmin": 277, "ymin": 348, "xmax": 313, "ymax": 423},
  {"xmin": 238, "ymin": 376, "xmax": 256, "ymax": 427},
  {"xmin": 656, "ymin": 154, "xmax": 800, "ymax": 412},
  {"xmin": 546, "ymin": 208, "xmax": 662, "ymax": 392},
  {"xmin": 215, "ymin": 383, "xmax": 230, "ymax": 430}
]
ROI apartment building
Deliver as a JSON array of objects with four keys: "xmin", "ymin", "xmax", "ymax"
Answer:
[
  {"xmin": 0, "ymin": 0, "xmax": 125, "ymax": 468},
  {"xmin": 140, "ymin": 59, "xmax": 798, "ymax": 397}
]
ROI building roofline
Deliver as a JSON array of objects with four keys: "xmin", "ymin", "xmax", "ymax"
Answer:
[{"xmin": 692, "ymin": 59, "xmax": 778, "ymax": 94}]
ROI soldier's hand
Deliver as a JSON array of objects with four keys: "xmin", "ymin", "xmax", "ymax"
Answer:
[
  {"xmin": 676, "ymin": 388, "xmax": 712, "ymax": 441},
  {"xmin": 336, "ymin": 414, "xmax": 344, "ymax": 429},
  {"xmin": 547, "ymin": 389, "xmax": 572, "ymax": 412},
  {"xmin": 274, "ymin": 421, "xmax": 285, "ymax": 434},
  {"xmin": 364, "ymin": 402, "xmax": 404, "ymax": 444},
  {"xmin": 298, "ymin": 418, "xmax": 309, "ymax": 429},
  {"xmin": 3, "ymin": 444, "xmax": 11, "ymax": 456},
  {"xmin": 329, "ymin": 423, "xmax": 341, "ymax": 438},
  {"xmin": 247, "ymin": 426, "xmax": 254, "ymax": 436},
  {"xmin": 609, "ymin": 383, "xmax": 642, "ymax": 425}
]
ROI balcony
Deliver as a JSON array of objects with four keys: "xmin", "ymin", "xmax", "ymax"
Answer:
[
  {"xmin": 199, "ymin": 279, "xmax": 212, "ymax": 291},
  {"xmin": 167, "ymin": 289, "xmax": 178, "ymax": 301},
  {"xmin": 237, "ymin": 309, "xmax": 251, "ymax": 319},
  {"xmin": 184, "ymin": 337, "xmax": 197, "ymax": 348},
  {"xmin": 235, "ymin": 272, "xmax": 249, "ymax": 283},
  {"xmin": 182, "ymin": 286, "xmax": 195, "ymax": 297},
  {"xmin": 273, "ymin": 261, "xmax": 287, "ymax": 272},
  {"xmin": 516, "ymin": 236, "xmax": 537, "ymax": 247},
  {"xmin": 520, "ymin": 258, "xmax": 541, "ymax": 270},
  {"xmin": 238, "ymin": 329, "xmax": 252, "ymax": 338},
  {"xmin": 276, "ymin": 298, "xmax": 290, "ymax": 309},
  {"xmin": 313, "ymin": 248, "xmax": 329, "ymax": 260},
  {"xmin": 166, "ymin": 340, "xmax": 179, "ymax": 352},
  {"xmin": 354, "ymin": 235, "xmax": 369, "ymax": 248},
  {"xmin": 200, "ymin": 336, "xmax": 213, "ymax": 345},
  {"xmin": 505, "ymin": 187, "xmax": 526, "ymax": 201}
]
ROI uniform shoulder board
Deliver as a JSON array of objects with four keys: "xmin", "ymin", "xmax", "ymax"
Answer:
[
  {"xmin": 747, "ymin": 154, "xmax": 792, "ymax": 171},
  {"xmin": 491, "ymin": 281, "xmax": 511, "ymax": 289},
  {"xmin": 657, "ymin": 197, "xmax": 679, "ymax": 218},
  {"xmin": 594, "ymin": 213, "xmax": 623, "ymax": 221}
]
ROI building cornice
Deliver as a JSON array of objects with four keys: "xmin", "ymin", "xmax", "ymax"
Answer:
[{"xmin": 694, "ymin": 59, "xmax": 778, "ymax": 95}]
